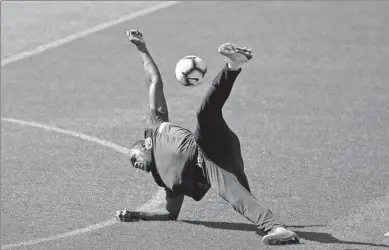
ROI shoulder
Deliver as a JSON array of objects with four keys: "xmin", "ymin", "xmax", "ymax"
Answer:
[{"xmin": 146, "ymin": 109, "xmax": 169, "ymax": 128}]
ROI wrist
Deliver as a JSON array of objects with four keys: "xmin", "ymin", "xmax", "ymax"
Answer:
[
  {"xmin": 137, "ymin": 45, "xmax": 148, "ymax": 53},
  {"xmin": 131, "ymin": 211, "xmax": 142, "ymax": 220}
]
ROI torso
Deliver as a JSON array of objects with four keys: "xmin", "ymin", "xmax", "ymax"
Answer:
[
  {"xmin": 145, "ymin": 122, "xmax": 209, "ymax": 200},
  {"xmin": 146, "ymin": 122, "xmax": 198, "ymax": 189}
]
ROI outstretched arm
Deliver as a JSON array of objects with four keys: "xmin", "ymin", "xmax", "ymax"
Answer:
[
  {"xmin": 116, "ymin": 188, "xmax": 184, "ymax": 221},
  {"xmin": 127, "ymin": 29, "xmax": 168, "ymax": 114}
]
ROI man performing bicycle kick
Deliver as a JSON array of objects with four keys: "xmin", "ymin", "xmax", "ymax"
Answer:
[{"xmin": 116, "ymin": 29, "xmax": 300, "ymax": 246}]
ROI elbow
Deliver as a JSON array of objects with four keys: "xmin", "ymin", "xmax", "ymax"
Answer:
[{"xmin": 146, "ymin": 78, "xmax": 163, "ymax": 88}]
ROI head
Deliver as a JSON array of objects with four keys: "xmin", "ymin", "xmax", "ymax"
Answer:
[{"xmin": 128, "ymin": 140, "xmax": 152, "ymax": 173}]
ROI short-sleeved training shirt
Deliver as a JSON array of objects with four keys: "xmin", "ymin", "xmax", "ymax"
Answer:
[{"xmin": 144, "ymin": 109, "xmax": 210, "ymax": 201}]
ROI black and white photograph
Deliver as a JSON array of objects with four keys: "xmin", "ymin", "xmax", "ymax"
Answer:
[{"xmin": 1, "ymin": 1, "xmax": 388, "ymax": 249}]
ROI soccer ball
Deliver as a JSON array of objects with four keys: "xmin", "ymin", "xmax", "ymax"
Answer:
[{"xmin": 175, "ymin": 55, "xmax": 207, "ymax": 87}]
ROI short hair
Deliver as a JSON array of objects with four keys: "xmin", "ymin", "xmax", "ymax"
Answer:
[{"xmin": 131, "ymin": 140, "xmax": 144, "ymax": 151}]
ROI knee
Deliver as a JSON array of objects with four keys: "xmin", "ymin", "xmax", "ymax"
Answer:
[
  {"xmin": 217, "ymin": 187, "xmax": 233, "ymax": 203},
  {"xmin": 218, "ymin": 190, "xmax": 228, "ymax": 202}
]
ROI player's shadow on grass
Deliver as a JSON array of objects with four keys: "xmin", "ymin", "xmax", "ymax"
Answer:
[
  {"xmin": 292, "ymin": 231, "xmax": 389, "ymax": 248},
  {"xmin": 180, "ymin": 220, "xmax": 322, "ymax": 234},
  {"xmin": 180, "ymin": 220, "xmax": 389, "ymax": 248}
]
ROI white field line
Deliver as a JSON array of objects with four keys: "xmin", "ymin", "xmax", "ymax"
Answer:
[
  {"xmin": 0, "ymin": 117, "xmax": 165, "ymax": 249},
  {"xmin": 2, "ymin": 118, "xmax": 129, "ymax": 154},
  {"xmin": 1, "ymin": 1, "xmax": 180, "ymax": 67}
]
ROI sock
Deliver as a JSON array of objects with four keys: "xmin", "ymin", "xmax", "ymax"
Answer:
[{"xmin": 228, "ymin": 61, "xmax": 243, "ymax": 71}]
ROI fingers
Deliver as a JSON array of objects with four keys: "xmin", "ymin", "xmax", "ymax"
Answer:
[
  {"xmin": 116, "ymin": 210, "xmax": 128, "ymax": 222},
  {"xmin": 115, "ymin": 210, "xmax": 122, "ymax": 221},
  {"xmin": 116, "ymin": 210, "xmax": 132, "ymax": 222},
  {"xmin": 127, "ymin": 29, "xmax": 143, "ymax": 39}
]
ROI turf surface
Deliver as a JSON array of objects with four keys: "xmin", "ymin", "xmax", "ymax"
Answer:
[{"xmin": 1, "ymin": 1, "xmax": 389, "ymax": 249}]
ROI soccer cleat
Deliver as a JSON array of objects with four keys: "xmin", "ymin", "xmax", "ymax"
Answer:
[
  {"xmin": 262, "ymin": 227, "xmax": 300, "ymax": 245},
  {"xmin": 218, "ymin": 42, "xmax": 253, "ymax": 67}
]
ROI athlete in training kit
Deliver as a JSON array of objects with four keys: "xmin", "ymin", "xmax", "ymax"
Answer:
[{"xmin": 116, "ymin": 29, "xmax": 300, "ymax": 245}]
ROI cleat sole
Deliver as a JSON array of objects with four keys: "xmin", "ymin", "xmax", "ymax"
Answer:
[{"xmin": 262, "ymin": 234, "xmax": 300, "ymax": 245}]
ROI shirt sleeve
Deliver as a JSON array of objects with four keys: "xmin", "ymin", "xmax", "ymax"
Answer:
[{"xmin": 145, "ymin": 109, "xmax": 169, "ymax": 129}]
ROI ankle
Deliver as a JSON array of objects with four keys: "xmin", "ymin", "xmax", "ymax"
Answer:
[
  {"xmin": 227, "ymin": 61, "xmax": 242, "ymax": 71},
  {"xmin": 269, "ymin": 225, "xmax": 284, "ymax": 233}
]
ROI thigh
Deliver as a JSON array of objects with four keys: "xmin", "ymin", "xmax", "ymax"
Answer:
[
  {"xmin": 194, "ymin": 88, "xmax": 248, "ymax": 178},
  {"xmin": 194, "ymin": 107, "xmax": 230, "ymax": 158},
  {"xmin": 195, "ymin": 114, "xmax": 246, "ymax": 173}
]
